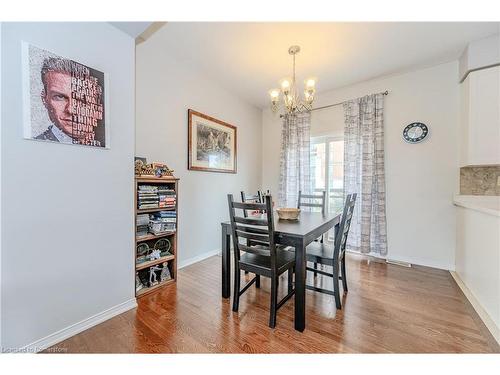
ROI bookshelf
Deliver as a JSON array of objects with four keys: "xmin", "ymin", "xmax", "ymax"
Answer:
[{"xmin": 135, "ymin": 175, "xmax": 179, "ymax": 298}]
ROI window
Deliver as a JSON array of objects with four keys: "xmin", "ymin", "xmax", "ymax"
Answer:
[{"xmin": 310, "ymin": 136, "xmax": 344, "ymax": 214}]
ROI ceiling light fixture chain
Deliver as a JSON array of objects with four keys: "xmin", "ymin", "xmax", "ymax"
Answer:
[{"xmin": 269, "ymin": 45, "xmax": 316, "ymax": 116}]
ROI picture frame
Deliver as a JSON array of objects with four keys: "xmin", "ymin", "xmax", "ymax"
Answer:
[{"xmin": 188, "ymin": 109, "xmax": 237, "ymax": 173}]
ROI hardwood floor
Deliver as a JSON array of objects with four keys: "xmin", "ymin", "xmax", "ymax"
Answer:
[{"xmin": 47, "ymin": 254, "xmax": 499, "ymax": 353}]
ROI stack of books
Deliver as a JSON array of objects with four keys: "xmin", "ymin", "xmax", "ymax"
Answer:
[
  {"xmin": 136, "ymin": 214, "xmax": 150, "ymax": 237},
  {"xmin": 158, "ymin": 187, "xmax": 176, "ymax": 208},
  {"xmin": 149, "ymin": 210, "xmax": 176, "ymax": 235},
  {"xmin": 138, "ymin": 185, "xmax": 159, "ymax": 209}
]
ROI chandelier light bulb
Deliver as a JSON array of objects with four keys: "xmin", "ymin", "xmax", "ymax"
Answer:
[
  {"xmin": 269, "ymin": 89, "xmax": 280, "ymax": 100},
  {"xmin": 269, "ymin": 89, "xmax": 280, "ymax": 112},
  {"xmin": 281, "ymin": 78, "xmax": 292, "ymax": 95},
  {"xmin": 305, "ymin": 78, "xmax": 316, "ymax": 89}
]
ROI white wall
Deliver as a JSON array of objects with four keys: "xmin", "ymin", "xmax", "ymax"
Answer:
[
  {"xmin": 1, "ymin": 23, "xmax": 136, "ymax": 350},
  {"xmin": 263, "ymin": 62, "xmax": 459, "ymax": 270},
  {"xmin": 136, "ymin": 29, "xmax": 262, "ymax": 267}
]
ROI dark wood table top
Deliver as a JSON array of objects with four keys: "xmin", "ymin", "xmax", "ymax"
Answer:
[{"xmin": 222, "ymin": 211, "xmax": 340, "ymax": 239}]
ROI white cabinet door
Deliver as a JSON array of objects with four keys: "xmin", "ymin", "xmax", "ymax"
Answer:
[
  {"xmin": 460, "ymin": 66, "xmax": 500, "ymax": 166},
  {"xmin": 459, "ymin": 74, "xmax": 470, "ymax": 166}
]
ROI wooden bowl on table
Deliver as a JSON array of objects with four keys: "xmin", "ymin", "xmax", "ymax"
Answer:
[{"xmin": 276, "ymin": 208, "xmax": 300, "ymax": 220}]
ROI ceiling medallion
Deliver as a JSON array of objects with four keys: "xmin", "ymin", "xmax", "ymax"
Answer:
[{"xmin": 268, "ymin": 45, "xmax": 316, "ymax": 116}]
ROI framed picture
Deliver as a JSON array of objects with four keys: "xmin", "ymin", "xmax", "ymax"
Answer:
[
  {"xmin": 188, "ymin": 109, "xmax": 237, "ymax": 173},
  {"xmin": 22, "ymin": 42, "xmax": 109, "ymax": 148}
]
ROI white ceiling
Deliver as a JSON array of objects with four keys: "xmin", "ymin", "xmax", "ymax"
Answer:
[
  {"xmin": 110, "ymin": 22, "xmax": 153, "ymax": 38},
  {"xmin": 150, "ymin": 22, "xmax": 499, "ymax": 108}
]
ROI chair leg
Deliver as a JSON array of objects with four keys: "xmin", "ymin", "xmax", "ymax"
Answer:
[
  {"xmin": 244, "ymin": 242, "xmax": 249, "ymax": 275},
  {"xmin": 313, "ymin": 262, "xmax": 318, "ymax": 277},
  {"xmin": 341, "ymin": 257, "xmax": 348, "ymax": 293},
  {"xmin": 288, "ymin": 268, "xmax": 293, "ymax": 294},
  {"xmin": 232, "ymin": 267, "xmax": 241, "ymax": 312},
  {"xmin": 255, "ymin": 274, "xmax": 261, "ymax": 288},
  {"xmin": 269, "ymin": 275, "xmax": 278, "ymax": 328},
  {"xmin": 332, "ymin": 263, "xmax": 342, "ymax": 310}
]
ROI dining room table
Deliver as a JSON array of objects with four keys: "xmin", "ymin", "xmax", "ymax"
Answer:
[{"xmin": 220, "ymin": 210, "xmax": 341, "ymax": 332}]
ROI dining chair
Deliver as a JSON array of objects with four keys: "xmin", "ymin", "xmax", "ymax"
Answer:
[
  {"xmin": 297, "ymin": 190, "xmax": 326, "ymax": 214},
  {"xmin": 240, "ymin": 191, "xmax": 263, "ymax": 217},
  {"xmin": 228, "ymin": 194, "xmax": 295, "ymax": 328},
  {"xmin": 305, "ymin": 193, "xmax": 357, "ymax": 310},
  {"xmin": 298, "ymin": 190, "xmax": 327, "ymax": 276}
]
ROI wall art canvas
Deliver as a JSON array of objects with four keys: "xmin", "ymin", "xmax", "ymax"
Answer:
[
  {"xmin": 22, "ymin": 42, "xmax": 109, "ymax": 148},
  {"xmin": 188, "ymin": 109, "xmax": 237, "ymax": 173}
]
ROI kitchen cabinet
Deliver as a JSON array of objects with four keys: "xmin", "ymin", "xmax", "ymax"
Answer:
[{"xmin": 459, "ymin": 66, "xmax": 500, "ymax": 166}]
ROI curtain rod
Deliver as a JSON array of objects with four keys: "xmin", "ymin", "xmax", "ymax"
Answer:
[
  {"xmin": 310, "ymin": 90, "xmax": 389, "ymax": 112},
  {"xmin": 278, "ymin": 90, "xmax": 389, "ymax": 118}
]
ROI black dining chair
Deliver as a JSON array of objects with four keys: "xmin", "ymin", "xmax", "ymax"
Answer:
[
  {"xmin": 305, "ymin": 193, "xmax": 357, "ymax": 310},
  {"xmin": 241, "ymin": 190, "xmax": 271, "ymax": 217},
  {"xmin": 298, "ymin": 190, "xmax": 327, "ymax": 275},
  {"xmin": 240, "ymin": 191, "xmax": 262, "ymax": 217},
  {"xmin": 297, "ymin": 190, "xmax": 327, "ymax": 215},
  {"xmin": 228, "ymin": 194, "xmax": 295, "ymax": 328}
]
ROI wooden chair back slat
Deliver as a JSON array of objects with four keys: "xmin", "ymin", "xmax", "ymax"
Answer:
[
  {"xmin": 235, "ymin": 230, "xmax": 270, "ymax": 242},
  {"xmin": 237, "ymin": 243, "xmax": 271, "ymax": 255},
  {"xmin": 299, "ymin": 194, "xmax": 322, "ymax": 199},
  {"xmin": 299, "ymin": 203, "xmax": 322, "ymax": 208},
  {"xmin": 232, "ymin": 201, "xmax": 266, "ymax": 211},
  {"xmin": 241, "ymin": 191, "xmax": 261, "ymax": 202},
  {"xmin": 234, "ymin": 225, "xmax": 269, "ymax": 235},
  {"xmin": 233, "ymin": 216, "xmax": 268, "ymax": 226}
]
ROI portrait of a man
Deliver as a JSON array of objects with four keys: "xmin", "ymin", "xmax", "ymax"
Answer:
[{"xmin": 23, "ymin": 43, "xmax": 107, "ymax": 148}]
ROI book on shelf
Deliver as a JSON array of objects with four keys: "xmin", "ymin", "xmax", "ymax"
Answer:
[{"xmin": 138, "ymin": 185, "xmax": 158, "ymax": 192}]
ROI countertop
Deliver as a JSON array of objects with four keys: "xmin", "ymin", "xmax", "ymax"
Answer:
[{"xmin": 453, "ymin": 195, "xmax": 500, "ymax": 217}]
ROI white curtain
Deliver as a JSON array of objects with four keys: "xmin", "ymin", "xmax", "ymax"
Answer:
[
  {"xmin": 343, "ymin": 93, "xmax": 388, "ymax": 256},
  {"xmin": 278, "ymin": 113, "xmax": 312, "ymax": 208}
]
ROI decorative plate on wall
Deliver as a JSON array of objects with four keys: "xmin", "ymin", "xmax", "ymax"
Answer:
[{"xmin": 403, "ymin": 122, "xmax": 429, "ymax": 143}]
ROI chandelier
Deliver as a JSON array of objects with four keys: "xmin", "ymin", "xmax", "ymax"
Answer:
[{"xmin": 268, "ymin": 45, "xmax": 316, "ymax": 115}]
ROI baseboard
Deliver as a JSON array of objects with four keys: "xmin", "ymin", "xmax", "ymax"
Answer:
[
  {"xmin": 385, "ymin": 254, "xmax": 454, "ymax": 271},
  {"xmin": 21, "ymin": 298, "xmax": 137, "ymax": 353},
  {"xmin": 386, "ymin": 258, "xmax": 412, "ymax": 267},
  {"xmin": 178, "ymin": 248, "xmax": 220, "ymax": 269},
  {"xmin": 450, "ymin": 271, "xmax": 500, "ymax": 345}
]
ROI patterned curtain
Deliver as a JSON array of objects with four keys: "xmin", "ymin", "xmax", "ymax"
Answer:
[
  {"xmin": 343, "ymin": 94, "xmax": 388, "ymax": 256},
  {"xmin": 278, "ymin": 113, "xmax": 312, "ymax": 208}
]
